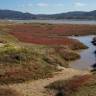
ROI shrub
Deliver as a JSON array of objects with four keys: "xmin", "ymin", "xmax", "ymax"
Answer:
[
  {"xmin": 55, "ymin": 47, "xmax": 80, "ymax": 61},
  {"xmin": 43, "ymin": 54, "xmax": 68, "ymax": 67},
  {"xmin": 0, "ymin": 62, "xmax": 55, "ymax": 84}
]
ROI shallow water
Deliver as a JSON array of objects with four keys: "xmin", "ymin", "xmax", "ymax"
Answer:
[
  {"xmin": 70, "ymin": 35, "xmax": 96, "ymax": 70},
  {"xmin": 10, "ymin": 20, "xmax": 96, "ymax": 25}
]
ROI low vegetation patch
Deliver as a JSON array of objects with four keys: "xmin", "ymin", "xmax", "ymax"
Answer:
[
  {"xmin": 4, "ymin": 23, "xmax": 87, "ymax": 50},
  {"xmin": 9, "ymin": 23, "xmax": 96, "ymax": 37},
  {"xmin": 0, "ymin": 44, "xmax": 33, "ymax": 64},
  {"xmin": 55, "ymin": 47, "xmax": 80, "ymax": 61},
  {"xmin": 0, "ymin": 23, "xmax": 89, "ymax": 85},
  {"xmin": 45, "ymin": 75, "xmax": 95, "ymax": 96},
  {"xmin": 0, "ymin": 87, "xmax": 22, "ymax": 96},
  {"xmin": 70, "ymin": 74, "xmax": 96, "ymax": 96},
  {"xmin": 0, "ymin": 44, "xmax": 57, "ymax": 84},
  {"xmin": 0, "ymin": 43, "xmax": 81, "ymax": 84},
  {"xmin": 67, "ymin": 39, "xmax": 88, "ymax": 50}
]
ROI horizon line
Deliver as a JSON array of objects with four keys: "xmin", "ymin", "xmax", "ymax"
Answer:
[{"xmin": 0, "ymin": 8, "xmax": 96, "ymax": 15}]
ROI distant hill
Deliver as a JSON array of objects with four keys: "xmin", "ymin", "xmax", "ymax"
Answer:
[
  {"xmin": 0, "ymin": 10, "xmax": 36, "ymax": 19},
  {"xmin": 0, "ymin": 9, "xmax": 96, "ymax": 20}
]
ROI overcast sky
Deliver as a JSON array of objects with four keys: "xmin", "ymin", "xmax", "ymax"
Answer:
[{"xmin": 0, "ymin": 0, "xmax": 96, "ymax": 14}]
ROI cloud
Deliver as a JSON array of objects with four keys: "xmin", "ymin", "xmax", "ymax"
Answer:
[
  {"xmin": 75, "ymin": 2, "xmax": 86, "ymax": 7},
  {"xmin": 37, "ymin": 3, "xmax": 48, "ymax": 7}
]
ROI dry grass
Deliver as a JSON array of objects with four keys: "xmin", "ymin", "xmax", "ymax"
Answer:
[
  {"xmin": 0, "ymin": 44, "xmax": 57, "ymax": 84},
  {"xmin": 0, "ymin": 22, "xmax": 89, "ymax": 85},
  {"xmin": 45, "ymin": 75, "xmax": 93, "ymax": 96},
  {"xmin": 55, "ymin": 47, "xmax": 80, "ymax": 60},
  {"xmin": 0, "ymin": 87, "xmax": 22, "ymax": 96},
  {"xmin": 0, "ymin": 43, "xmax": 82, "ymax": 84}
]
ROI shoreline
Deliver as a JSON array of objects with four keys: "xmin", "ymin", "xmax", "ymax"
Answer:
[{"xmin": 1, "ymin": 19, "xmax": 96, "ymax": 25}]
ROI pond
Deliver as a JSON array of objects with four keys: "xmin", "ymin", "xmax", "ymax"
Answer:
[{"xmin": 70, "ymin": 35, "xmax": 96, "ymax": 70}]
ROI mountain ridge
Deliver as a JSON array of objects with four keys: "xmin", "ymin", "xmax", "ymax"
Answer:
[{"xmin": 0, "ymin": 9, "xmax": 96, "ymax": 20}]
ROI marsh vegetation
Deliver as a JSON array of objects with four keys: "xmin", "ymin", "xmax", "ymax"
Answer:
[{"xmin": 0, "ymin": 22, "xmax": 96, "ymax": 96}]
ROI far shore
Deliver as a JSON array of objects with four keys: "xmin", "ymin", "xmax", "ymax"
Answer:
[{"xmin": 1, "ymin": 19, "xmax": 96, "ymax": 25}]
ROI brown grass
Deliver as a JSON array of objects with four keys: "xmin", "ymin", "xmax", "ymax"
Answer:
[
  {"xmin": 0, "ymin": 44, "xmax": 82, "ymax": 84},
  {"xmin": 0, "ymin": 87, "xmax": 22, "ymax": 96},
  {"xmin": 45, "ymin": 75, "xmax": 93, "ymax": 96},
  {"xmin": 0, "ymin": 44, "xmax": 58, "ymax": 84}
]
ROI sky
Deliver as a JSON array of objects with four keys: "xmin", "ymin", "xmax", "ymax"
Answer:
[{"xmin": 0, "ymin": 0, "xmax": 96, "ymax": 14}]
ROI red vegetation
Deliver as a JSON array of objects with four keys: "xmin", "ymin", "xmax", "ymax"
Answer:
[
  {"xmin": 9, "ymin": 32, "xmax": 81, "ymax": 45},
  {"xmin": 67, "ymin": 75, "xmax": 93, "ymax": 91},
  {"xmin": 46, "ymin": 74, "xmax": 93, "ymax": 96},
  {"xmin": 9, "ymin": 24, "xmax": 96, "ymax": 36},
  {"xmin": 8, "ymin": 24, "xmax": 96, "ymax": 45}
]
